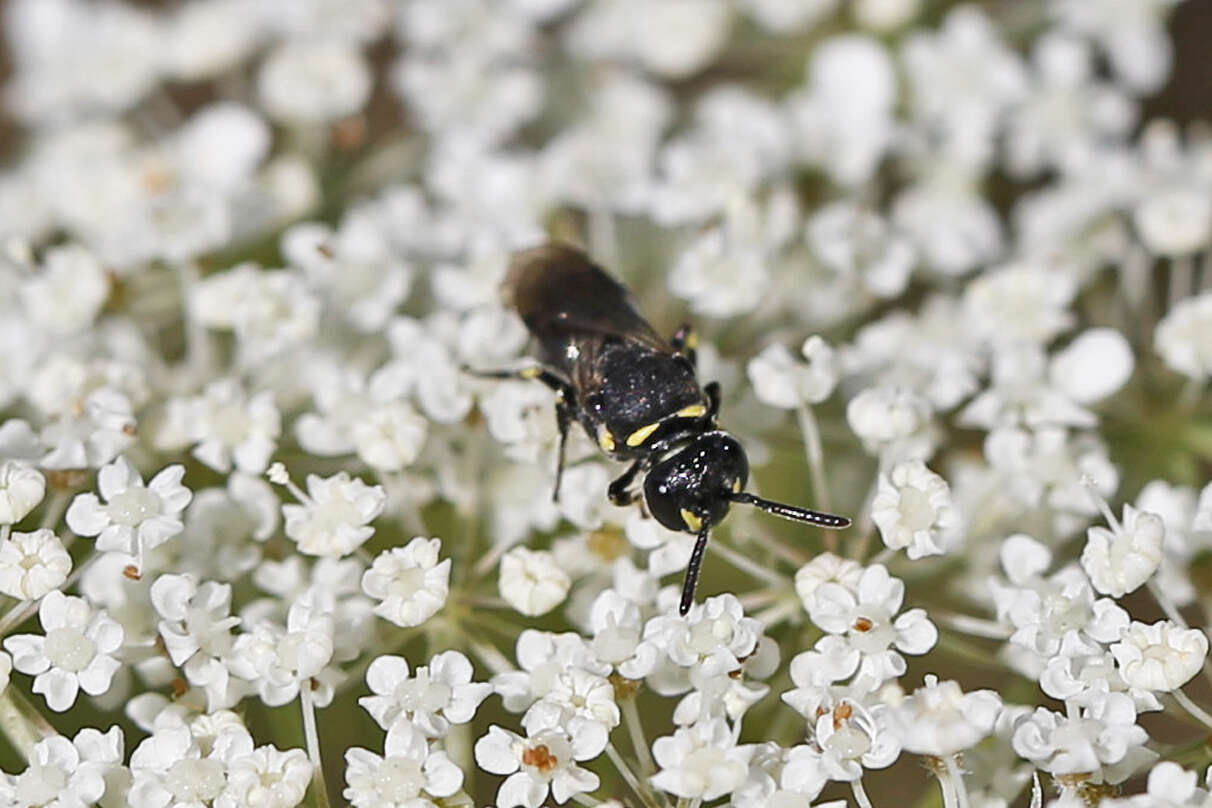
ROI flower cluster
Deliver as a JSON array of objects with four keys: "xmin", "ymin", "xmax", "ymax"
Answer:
[{"xmin": 0, "ymin": 0, "xmax": 1209, "ymax": 806}]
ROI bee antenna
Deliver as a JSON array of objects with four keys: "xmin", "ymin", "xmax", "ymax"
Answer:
[
  {"xmin": 679, "ymin": 529, "xmax": 711, "ymax": 617},
  {"xmin": 729, "ymin": 491, "xmax": 851, "ymax": 529}
]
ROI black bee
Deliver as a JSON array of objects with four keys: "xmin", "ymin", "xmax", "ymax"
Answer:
[{"xmin": 471, "ymin": 243, "xmax": 850, "ymax": 615}]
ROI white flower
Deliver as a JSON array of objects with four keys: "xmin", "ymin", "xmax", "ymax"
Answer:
[
  {"xmin": 352, "ymin": 401, "xmax": 428, "ymax": 472},
  {"xmin": 1012, "ymin": 692, "xmax": 1152, "ymax": 782},
  {"xmin": 808, "ymin": 564, "xmax": 938, "ymax": 683},
  {"xmin": 282, "ymin": 471, "xmax": 386, "ymax": 558},
  {"xmin": 258, "ymin": 38, "xmax": 372, "ymax": 123},
  {"xmin": 475, "ymin": 724, "xmax": 601, "ymax": 808},
  {"xmin": 4, "ymin": 590, "xmax": 124, "ymax": 712},
  {"xmin": 1082, "ymin": 504, "xmax": 1165, "ymax": 598},
  {"xmin": 871, "ymin": 459, "xmax": 960, "ymax": 559},
  {"xmin": 650, "ymin": 719, "xmax": 752, "ymax": 801},
  {"xmin": 129, "ymin": 719, "xmax": 253, "ymax": 808},
  {"xmin": 1104, "ymin": 761, "xmax": 1209, "ymax": 807},
  {"xmin": 667, "ymin": 198, "xmax": 772, "ymax": 318},
  {"xmin": 8, "ymin": 726, "xmax": 124, "ymax": 808},
  {"xmin": 782, "ymin": 635, "xmax": 861, "ymax": 720},
  {"xmin": 807, "ymin": 202, "xmax": 915, "ymax": 298},
  {"xmin": 813, "ymin": 700, "xmax": 901, "ymax": 780},
  {"xmin": 223, "ymin": 745, "xmax": 312, "ymax": 808},
  {"xmin": 794, "ymin": 553, "xmax": 864, "ymax": 613},
  {"xmin": 962, "ymin": 262, "xmax": 1076, "ymax": 348},
  {"xmin": 228, "ymin": 598, "xmax": 335, "ymax": 707},
  {"xmin": 343, "ymin": 722, "xmax": 463, "ymax": 807},
  {"xmin": 888, "ymin": 675, "xmax": 1002, "ymax": 757},
  {"xmin": 1050, "ymin": 329, "xmax": 1135, "ymax": 405},
  {"xmin": 648, "ymin": 593, "xmax": 764, "ymax": 684},
  {"xmin": 522, "ymin": 667, "xmax": 619, "ymax": 757},
  {"xmin": 151, "ymin": 573, "xmax": 242, "ymax": 710},
  {"xmin": 0, "ymin": 529, "xmax": 71, "ymax": 600},
  {"xmin": 588, "ymin": 589, "xmax": 660, "ymax": 679},
  {"xmin": 359, "ymin": 651, "xmax": 492, "ymax": 737},
  {"xmin": 845, "ymin": 385, "xmax": 935, "ymax": 461},
  {"xmin": 1135, "ymin": 186, "xmax": 1212, "ymax": 257},
  {"xmin": 65, "ymin": 455, "xmax": 192, "ymax": 572},
  {"xmin": 362, "ymin": 537, "xmax": 451, "ymax": 627},
  {"xmin": 157, "ymin": 379, "xmax": 281, "ymax": 474},
  {"xmin": 0, "ymin": 460, "xmax": 45, "ymax": 524},
  {"xmin": 1111, "ymin": 620, "xmax": 1209, "ymax": 693},
  {"xmin": 564, "ymin": 0, "xmax": 731, "ymax": 79},
  {"xmin": 747, "ymin": 336, "xmax": 838, "ymax": 409},
  {"xmin": 499, "ymin": 547, "xmax": 571, "ymax": 617},
  {"xmin": 1049, "ymin": 0, "xmax": 1181, "ymax": 92},
  {"xmin": 20, "ymin": 244, "xmax": 109, "ymax": 336},
  {"xmin": 492, "ymin": 631, "xmax": 609, "ymax": 714},
  {"xmin": 1155, "ymin": 292, "xmax": 1212, "ymax": 380}
]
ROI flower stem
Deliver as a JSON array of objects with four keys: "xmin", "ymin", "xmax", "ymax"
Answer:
[
  {"xmin": 0, "ymin": 685, "xmax": 55, "ymax": 760},
  {"xmin": 852, "ymin": 778, "xmax": 875, "ymax": 808},
  {"xmin": 606, "ymin": 742, "xmax": 661, "ymax": 808},
  {"xmin": 571, "ymin": 794, "xmax": 603, "ymax": 807},
  {"xmin": 621, "ymin": 697, "xmax": 657, "ymax": 776},
  {"xmin": 38, "ymin": 489, "xmax": 71, "ymax": 532},
  {"xmin": 0, "ymin": 600, "xmax": 39, "ymax": 639},
  {"xmin": 709, "ymin": 540, "xmax": 786, "ymax": 588},
  {"xmin": 299, "ymin": 683, "xmax": 331, "ymax": 808},
  {"xmin": 938, "ymin": 612, "xmax": 1012, "ymax": 640},
  {"xmin": 0, "ymin": 525, "xmax": 8, "ymax": 545},
  {"xmin": 1173, "ymin": 688, "xmax": 1212, "ymax": 732},
  {"xmin": 945, "ymin": 755, "xmax": 971, "ymax": 808},
  {"xmin": 938, "ymin": 761, "xmax": 959, "ymax": 808}
]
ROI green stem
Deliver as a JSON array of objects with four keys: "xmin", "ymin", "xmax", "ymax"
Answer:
[{"xmin": 299, "ymin": 684, "xmax": 331, "ymax": 808}]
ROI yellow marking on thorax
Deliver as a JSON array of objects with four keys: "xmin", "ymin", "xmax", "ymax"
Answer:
[
  {"xmin": 626, "ymin": 422, "xmax": 661, "ymax": 447},
  {"xmin": 680, "ymin": 509, "xmax": 703, "ymax": 531},
  {"xmin": 598, "ymin": 429, "xmax": 617, "ymax": 453},
  {"xmin": 676, "ymin": 404, "xmax": 707, "ymax": 419},
  {"xmin": 520, "ymin": 366, "xmax": 542, "ymax": 379}
]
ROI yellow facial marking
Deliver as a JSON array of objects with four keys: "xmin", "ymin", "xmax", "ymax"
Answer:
[
  {"xmin": 676, "ymin": 404, "xmax": 707, "ymax": 419},
  {"xmin": 598, "ymin": 429, "xmax": 616, "ymax": 453},
  {"xmin": 626, "ymin": 422, "xmax": 661, "ymax": 447},
  {"xmin": 732, "ymin": 479, "xmax": 743, "ymax": 493},
  {"xmin": 686, "ymin": 331, "xmax": 699, "ymax": 350},
  {"xmin": 520, "ymin": 366, "xmax": 542, "ymax": 379},
  {"xmin": 681, "ymin": 509, "xmax": 703, "ymax": 532}
]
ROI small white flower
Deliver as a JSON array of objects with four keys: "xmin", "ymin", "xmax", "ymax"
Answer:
[
  {"xmin": 888, "ymin": 675, "xmax": 1002, "ymax": 757},
  {"xmin": 20, "ymin": 244, "xmax": 110, "ymax": 337},
  {"xmin": 794, "ymin": 553, "xmax": 864, "ymax": 613},
  {"xmin": 362, "ymin": 537, "xmax": 451, "ymax": 627},
  {"xmin": 228, "ymin": 598, "xmax": 334, "ymax": 707},
  {"xmin": 8, "ymin": 726, "xmax": 124, "ymax": 808},
  {"xmin": 1135, "ymin": 186, "xmax": 1212, "ymax": 257},
  {"xmin": 475, "ymin": 724, "xmax": 601, "ymax": 808},
  {"xmin": 813, "ymin": 700, "xmax": 901, "ymax": 780},
  {"xmin": 747, "ymin": 336, "xmax": 839, "ymax": 409},
  {"xmin": 650, "ymin": 718, "xmax": 752, "ymax": 801},
  {"xmin": 352, "ymin": 401, "xmax": 428, "ymax": 472},
  {"xmin": 157, "ymin": 379, "xmax": 281, "ymax": 474},
  {"xmin": 282, "ymin": 471, "xmax": 386, "ymax": 558},
  {"xmin": 4, "ymin": 590, "xmax": 124, "ymax": 712},
  {"xmin": 1081, "ymin": 504, "xmax": 1165, "ymax": 598},
  {"xmin": 1012, "ymin": 692, "xmax": 1152, "ymax": 782},
  {"xmin": 1103, "ymin": 761, "xmax": 1208, "ymax": 807},
  {"xmin": 151, "ymin": 573, "xmax": 242, "ymax": 710},
  {"xmin": 343, "ymin": 722, "xmax": 463, "ymax": 807},
  {"xmin": 808, "ymin": 564, "xmax": 938, "ymax": 683},
  {"xmin": 0, "ymin": 529, "xmax": 71, "ymax": 600},
  {"xmin": 499, "ymin": 547, "xmax": 571, "ymax": 617},
  {"xmin": 846, "ymin": 385, "xmax": 935, "ymax": 461},
  {"xmin": 359, "ymin": 651, "xmax": 492, "ymax": 737},
  {"xmin": 129, "ymin": 718, "xmax": 253, "ymax": 807},
  {"xmin": 258, "ymin": 38, "xmax": 372, "ymax": 123},
  {"xmin": 962, "ymin": 262, "xmax": 1076, "ymax": 348},
  {"xmin": 0, "ymin": 460, "xmax": 46, "ymax": 524},
  {"xmin": 1155, "ymin": 292, "xmax": 1212, "ymax": 381},
  {"xmin": 65, "ymin": 455, "xmax": 192, "ymax": 572},
  {"xmin": 1111, "ymin": 620, "xmax": 1209, "ymax": 693},
  {"xmin": 1049, "ymin": 329, "xmax": 1135, "ymax": 405},
  {"xmin": 492, "ymin": 631, "xmax": 609, "ymax": 714},
  {"xmin": 871, "ymin": 459, "xmax": 960, "ymax": 559},
  {"xmin": 522, "ymin": 667, "xmax": 619, "ymax": 757},
  {"xmin": 649, "ymin": 593, "xmax": 764, "ymax": 683},
  {"xmin": 223, "ymin": 745, "xmax": 312, "ymax": 808},
  {"xmin": 588, "ymin": 589, "xmax": 659, "ymax": 679}
]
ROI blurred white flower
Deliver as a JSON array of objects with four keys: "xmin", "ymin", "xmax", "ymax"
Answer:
[
  {"xmin": 564, "ymin": 0, "xmax": 731, "ymax": 79},
  {"xmin": 157, "ymin": 379, "xmax": 281, "ymax": 475},
  {"xmin": 1049, "ymin": 328, "xmax": 1135, "ymax": 405},
  {"xmin": 151, "ymin": 573, "xmax": 241, "ymax": 709},
  {"xmin": 258, "ymin": 39, "xmax": 372, "ymax": 123},
  {"xmin": 7, "ymin": 726, "xmax": 124, "ymax": 807},
  {"xmin": 871, "ymin": 459, "xmax": 960, "ymax": 559},
  {"xmin": 1155, "ymin": 292, "xmax": 1212, "ymax": 380},
  {"xmin": 1049, "ymin": 0, "xmax": 1181, "ymax": 93},
  {"xmin": 889, "ymin": 675, "xmax": 1002, "ymax": 757},
  {"xmin": 747, "ymin": 336, "xmax": 838, "ymax": 409},
  {"xmin": 499, "ymin": 547, "xmax": 571, "ymax": 617},
  {"xmin": 0, "ymin": 461, "xmax": 45, "ymax": 525},
  {"xmin": 20, "ymin": 244, "xmax": 109, "ymax": 337},
  {"xmin": 344, "ymin": 722, "xmax": 463, "ymax": 807},
  {"xmin": 1012, "ymin": 691, "xmax": 1152, "ymax": 782}
]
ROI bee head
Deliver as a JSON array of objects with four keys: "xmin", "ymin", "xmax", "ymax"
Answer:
[{"xmin": 643, "ymin": 432, "xmax": 749, "ymax": 534}]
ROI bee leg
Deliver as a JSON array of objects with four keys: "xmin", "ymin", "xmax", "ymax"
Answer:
[
  {"xmin": 462, "ymin": 364, "xmax": 568, "ymax": 393},
  {"xmin": 608, "ymin": 459, "xmax": 646, "ymax": 506},
  {"xmin": 704, "ymin": 381, "xmax": 721, "ymax": 420},
  {"xmin": 552, "ymin": 397, "xmax": 574, "ymax": 503},
  {"xmin": 670, "ymin": 323, "xmax": 698, "ymax": 369}
]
